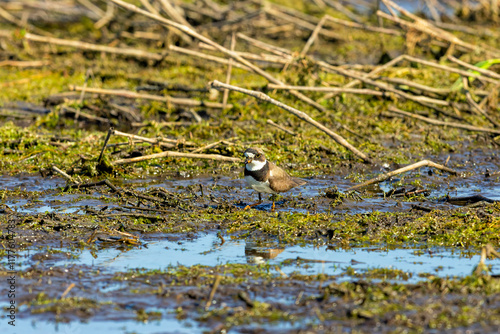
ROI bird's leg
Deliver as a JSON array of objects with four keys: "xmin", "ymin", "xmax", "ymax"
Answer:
[
  {"xmin": 244, "ymin": 193, "xmax": 263, "ymax": 210},
  {"xmin": 271, "ymin": 201, "xmax": 275, "ymax": 211}
]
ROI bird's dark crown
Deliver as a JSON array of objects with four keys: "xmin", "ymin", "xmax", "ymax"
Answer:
[{"xmin": 244, "ymin": 147, "xmax": 266, "ymax": 162}]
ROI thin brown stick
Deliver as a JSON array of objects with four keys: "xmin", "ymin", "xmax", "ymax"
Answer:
[
  {"xmin": 76, "ymin": 0, "xmax": 105, "ymax": 17},
  {"xmin": 378, "ymin": 77, "xmax": 452, "ymax": 95},
  {"xmin": 347, "ymin": 159, "xmax": 457, "ymax": 191},
  {"xmin": 402, "ymin": 55, "xmax": 500, "ymax": 85},
  {"xmin": 448, "ymin": 55, "xmax": 500, "ymax": 81},
  {"xmin": 388, "ymin": 106, "xmax": 500, "ymax": 135},
  {"xmin": 0, "ymin": 60, "xmax": 49, "ymax": 67},
  {"xmin": 267, "ymin": 119, "xmax": 297, "ymax": 136},
  {"xmin": 322, "ymin": 55, "xmax": 406, "ymax": 99},
  {"xmin": 205, "ymin": 274, "xmax": 222, "ymax": 311},
  {"xmin": 109, "ymin": 0, "xmax": 326, "ymax": 112},
  {"xmin": 98, "ymin": 127, "xmax": 114, "ymax": 164},
  {"xmin": 236, "ymin": 33, "xmax": 292, "ymax": 57},
  {"xmin": 138, "ymin": 0, "xmax": 159, "ymax": 15},
  {"xmin": 190, "ymin": 138, "xmax": 236, "ymax": 153},
  {"xmin": 112, "ymin": 129, "xmax": 196, "ymax": 146},
  {"xmin": 197, "ymin": 42, "xmax": 293, "ymax": 65},
  {"xmin": 68, "ymin": 85, "xmax": 231, "ymax": 109},
  {"xmin": 324, "ymin": 14, "xmax": 402, "ymax": 36},
  {"xmin": 113, "ymin": 151, "xmax": 242, "ymax": 165},
  {"xmin": 94, "ymin": 2, "xmax": 115, "ymax": 29},
  {"xmin": 168, "ymin": 45, "xmax": 248, "ymax": 70},
  {"xmin": 223, "ymin": 33, "xmax": 236, "ymax": 108},
  {"xmin": 301, "ymin": 15, "xmax": 327, "ymax": 57},
  {"xmin": 264, "ymin": 7, "xmax": 343, "ymax": 40},
  {"xmin": 267, "ymin": 84, "xmax": 386, "ymax": 96},
  {"xmin": 323, "ymin": 0, "xmax": 363, "ymax": 22},
  {"xmin": 318, "ymin": 61, "xmax": 452, "ymax": 107},
  {"xmin": 377, "ymin": 5, "xmax": 500, "ymax": 57},
  {"xmin": 21, "ymin": 32, "xmax": 164, "ymax": 60},
  {"xmin": 52, "ymin": 166, "xmax": 80, "ymax": 184},
  {"xmin": 60, "ymin": 283, "xmax": 76, "ymax": 299},
  {"xmin": 210, "ymin": 80, "xmax": 371, "ymax": 163},
  {"xmin": 0, "ymin": 6, "xmax": 52, "ymax": 36},
  {"xmin": 158, "ymin": 0, "xmax": 193, "ymax": 28},
  {"xmin": 462, "ymin": 77, "xmax": 500, "ymax": 127}
]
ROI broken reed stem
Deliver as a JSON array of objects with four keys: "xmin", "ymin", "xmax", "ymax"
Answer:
[
  {"xmin": 109, "ymin": 0, "xmax": 326, "ymax": 112},
  {"xmin": 282, "ymin": 15, "xmax": 326, "ymax": 72},
  {"xmin": 462, "ymin": 78, "xmax": 500, "ymax": 128},
  {"xmin": 60, "ymin": 283, "xmax": 76, "ymax": 299},
  {"xmin": 222, "ymin": 32, "xmax": 236, "ymax": 108},
  {"xmin": 448, "ymin": 55, "xmax": 500, "ymax": 80},
  {"xmin": 401, "ymin": 55, "xmax": 500, "ymax": 85},
  {"xmin": 347, "ymin": 159, "xmax": 457, "ymax": 191},
  {"xmin": 22, "ymin": 32, "xmax": 164, "ymax": 60},
  {"xmin": 301, "ymin": 15, "xmax": 327, "ymax": 57},
  {"xmin": 267, "ymin": 119, "xmax": 297, "ymax": 136},
  {"xmin": 168, "ymin": 45, "xmax": 249, "ymax": 70},
  {"xmin": 324, "ymin": 14, "xmax": 402, "ymax": 36},
  {"xmin": 236, "ymin": 33, "xmax": 292, "ymax": 57},
  {"xmin": 52, "ymin": 166, "xmax": 80, "ymax": 184},
  {"xmin": 98, "ymin": 127, "xmax": 114, "ymax": 164},
  {"xmin": 0, "ymin": 60, "xmax": 49, "ymax": 67},
  {"xmin": 68, "ymin": 85, "xmax": 231, "ymax": 109},
  {"xmin": 378, "ymin": 77, "xmax": 452, "ymax": 95},
  {"xmin": 190, "ymin": 137, "xmax": 236, "ymax": 153},
  {"xmin": 263, "ymin": 7, "xmax": 342, "ymax": 40},
  {"xmin": 113, "ymin": 151, "xmax": 242, "ymax": 165},
  {"xmin": 388, "ymin": 106, "xmax": 500, "ymax": 135},
  {"xmin": 112, "ymin": 129, "xmax": 195, "ymax": 146},
  {"xmin": 205, "ymin": 274, "xmax": 222, "ymax": 311},
  {"xmin": 267, "ymin": 84, "xmax": 386, "ymax": 96},
  {"xmin": 380, "ymin": 0, "xmax": 500, "ymax": 56},
  {"xmin": 210, "ymin": 80, "xmax": 371, "ymax": 163},
  {"xmin": 318, "ymin": 61, "xmax": 452, "ymax": 107}
]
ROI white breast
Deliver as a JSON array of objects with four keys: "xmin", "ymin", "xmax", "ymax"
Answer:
[
  {"xmin": 244, "ymin": 175, "xmax": 276, "ymax": 194},
  {"xmin": 245, "ymin": 159, "xmax": 267, "ymax": 171}
]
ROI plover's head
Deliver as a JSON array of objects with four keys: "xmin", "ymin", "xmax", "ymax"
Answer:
[{"xmin": 244, "ymin": 147, "xmax": 266, "ymax": 171}]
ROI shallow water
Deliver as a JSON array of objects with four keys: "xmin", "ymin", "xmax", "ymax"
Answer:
[
  {"xmin": 12, "ymin": 317, "xmax": 202, "ymax": 334},
  {"xmin": 23, "ymin": 233, "xmax": 500, "ymax": 283}
]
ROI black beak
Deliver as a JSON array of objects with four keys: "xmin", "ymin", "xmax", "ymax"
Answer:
[{"xmin": 244, "ymin": 157, "xmax": 252, "ymax": 164}]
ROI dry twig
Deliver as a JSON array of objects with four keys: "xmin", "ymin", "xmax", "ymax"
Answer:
[
  {"xmin": 113, "ymin": 151, "xmax": 242, "ymax": 165},
  {"xmin": 347, "ymin": 160, "xmax": 457, "ymax": 191},
  {"xmin": 210, "ymin": 80, "xmax": 371, "ymax": 163},
  {"xmin": 388, "ymin": 106, "xmax": 500, "ymax": 135}
]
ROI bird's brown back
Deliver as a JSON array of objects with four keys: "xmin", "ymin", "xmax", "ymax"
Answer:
[{"xmin": 268, "ymin": 161, "xmax": 307, "ymax": 193}]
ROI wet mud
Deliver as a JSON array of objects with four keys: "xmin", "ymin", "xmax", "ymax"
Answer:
[{"xmin": 1, "ymin": 148, "xmax": 500, "ymax": 333}]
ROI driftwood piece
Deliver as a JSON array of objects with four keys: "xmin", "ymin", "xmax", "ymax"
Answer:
[
  {"xmin": 347, "ymin": 160, "xmax": 457, "ymax": 191},
  {"xmin": 210, "ymin": 80, "xmax": 371, "ymax": 163},
  {"xmin": 113, "ymin": 151, "xmax": 242, "ymax": 165}
]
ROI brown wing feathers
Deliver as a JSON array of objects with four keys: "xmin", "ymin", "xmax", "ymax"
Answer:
[{"xmin": 268, "ymin": 162, "xmax": 307, "ymax": 193}]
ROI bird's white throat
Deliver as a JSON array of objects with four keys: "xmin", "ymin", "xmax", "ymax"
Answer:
[{"xmin": 245, "ymin": 159, "xmax": 266, "ymax": 171}]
